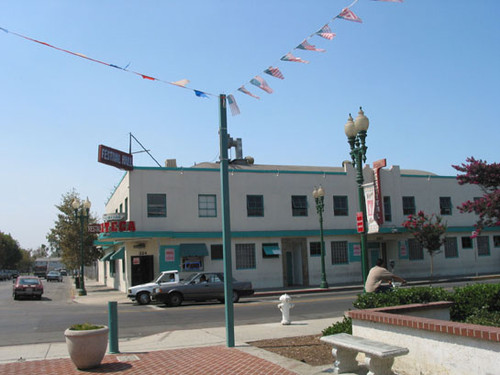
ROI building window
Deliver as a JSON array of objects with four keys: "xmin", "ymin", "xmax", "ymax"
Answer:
[
  {"xmin": 383, "ymin": 196, "xmax": 392, "ymax": 222},
  {"xmin": 235, "ymin": 243, "xmax": 256, "ymax": 269},
  {"xmin": 211, "ymin": 244, "xmax": 223, "ymax": 260},
  {"xmin": 124, "ymin": 197, "xmax": 128, "ymax": 220},
  {"xmin": 147, "ymin": 194, "xmax": 166, "ymax": 217},
  {"xmin": 477, "ymin": 236, "xmax": 490, "ymax": 256},
  {"xmin": 402, "ymin": 196, "xmax": 416, "ymax": 216},
  {"xmin": 461, "ymin": 236, "xmax": 473, "ymax": 249},
  {"xmin": 199, "ymin": 194, "xmax": 217, "ymax": 217},
  {"xmin": 310, "ymin": 242, "xmax": 321, "ymax": 257},
  {"xmin": 494, "ymin": 236, "xmax": 500, "ymax": 248},
  {"xmin": 408, "ymin": 238, "xmax": 424, "ymax": 260},
  {"xmin": 291, "ymin": 195, "xmax": 308, "ymax": 217},
  {"xmin": 181, "ymin": 257, "xmax": 203, "ymax": 271},
  {"xmin": 331, "ymin": 241, "xmax": 348, "ymax": 265},
  {"xmin": 247, "ymin": 195, "xmax": 264, "ymax": 217},
  {"xmin": 333, "ymin": 196, "xmax": 348, "ymax": 216},
  {"xmin": 444, "ymin": 237, "xmax": 458, "ymax": 258},
  {"xmin": 440, "ymin": 197, "xmax": 452, "ymax": 215},
  {"xmin": 119, "ymin": 203, "xmax": 123, "ymax": 213},
  {"xmin": 262, "ymin": 243, "xmax": 280, "ymax": 259}
]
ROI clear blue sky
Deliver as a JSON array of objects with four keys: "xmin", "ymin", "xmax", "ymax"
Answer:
[{"xmin": 1, "ymin": 0, "xmax": 499, "ymax": 251}]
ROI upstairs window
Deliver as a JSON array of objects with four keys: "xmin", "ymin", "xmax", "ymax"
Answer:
[
  {"xmin": 440, "ymin": 197, "xmax": 452, "ymax": 215},
  {"xmin": 199, "ymin": 194, "xmax": 217, "ymax": 217},
  {"xmin": 147, "ymin": 194, "xmax": 166, "ymax": 217},
  {"xmin": 247, "ymin": 195, "xmax": 264, "ymax": 217},
  {"xmin": 333, "ymin": 196, "xmax": 348, "ymax": 216},
  {"xmin": 402, "ymin": 196, "xmax": 416, "ymax": 216},
  {"xmin": 383, "ymin": 196, "xmax": 392, "ymax": 222},
  {"xmin": 291, "ymin": 195, "xmax": 308, "ymax": 217}
]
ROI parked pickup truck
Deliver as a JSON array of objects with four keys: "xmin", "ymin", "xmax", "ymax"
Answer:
[{"xmin": 127, "ymin": 270, "xmax": 179, "ymax": 305}]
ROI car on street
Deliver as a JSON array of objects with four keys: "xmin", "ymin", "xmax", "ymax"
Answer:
[
  {"xmin": 127, "ymin": 270, "xmax": 180, "ymax": 305},
  {"xmin": 46, "ymin": 271, "xmax": 63, "ymax": 282},
  {"xmin": 13, "ymin": 276, "xmax": 44, "ymax": 300},
  {"xmin": 151, "ymin": 272, "xmax": 254, "ymax": 307}
]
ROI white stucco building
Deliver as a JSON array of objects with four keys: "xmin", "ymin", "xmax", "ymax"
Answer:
[{"xmin": 96, "ymin": 159, "xmax": 500, "ymax": 292}]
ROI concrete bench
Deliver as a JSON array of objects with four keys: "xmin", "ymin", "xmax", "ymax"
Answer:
[{"xmin": 320, "ymin": 333, "xmax": 409, "ymax": 375}]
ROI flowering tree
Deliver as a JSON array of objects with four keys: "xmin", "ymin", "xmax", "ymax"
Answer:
[
  {"xmin": 452, "ymin": 157, "xmax": 500, "ymax": 233},
  {"xmin": 402, "ymin": 211, "xmax": 447, "ymax": 282}
]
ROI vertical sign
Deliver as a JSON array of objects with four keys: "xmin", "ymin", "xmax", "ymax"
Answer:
[
  {"xmin": 372, "ymin": 158, "xmax": 386, "ymax": 225},
  {"xmin": 363, "ymin": 183, "xmax": 379, "ymax": 234},
  {"xmin": 164, "ymin": 249, "xmax": 175, "ymax": 262}
]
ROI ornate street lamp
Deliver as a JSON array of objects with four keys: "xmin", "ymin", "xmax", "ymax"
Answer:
[
  {"xmin": 344, "ymin": 107, "xmax": 370, "ymax": 284},
  {"xmin": 313, "ymin": 186, "xmax": 328, "ymax": 288},
  {"xmin": 72, "ymin": 197, "xmax": 91, "ymax": 296}
]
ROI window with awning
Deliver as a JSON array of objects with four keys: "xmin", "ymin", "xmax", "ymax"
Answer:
[
  {"xmin": 110, "ymin": 247, "xmax": 125, "ymax": 260},
  {"xmin": 179, "ymin": 243, "xmax": 208, "ymax": 257},
  {"xmin": 262, "ymin": 243, "xmax": 281, "ymax": 258},
  {"xmin": 100, "ymin": 251, "xmax": 115, "ymax": 262}
]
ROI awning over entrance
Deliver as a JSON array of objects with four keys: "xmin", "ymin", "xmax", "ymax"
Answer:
[
  {"xmin": 180, "ymin": 243, "xmax": 208, "ymax": 257},
  {"xmin": 110, "ymin": 247, "xmax": 125, "ymax": 261},
  {"xmin": 100, "ymin": 251, "xmax": 115, "ymax": 261},
  {"xmin": 263, "ymin": 245, "xmax": 281, "ymax": 255}
]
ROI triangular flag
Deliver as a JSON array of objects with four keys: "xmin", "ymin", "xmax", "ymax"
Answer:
[
  {"xmin": 172, "ymin": 79, "xmax": 189, "ymax": 87},
  {"xmin": 238, "ymin": 86, "xmax": 260, "ymax": 99},
  {"xmin": 337, "ymin": 8, "xmax": 362, "ymax": 23},
  {"xmin": 280, "ymin": 53, "xmax": 309, "ymax": 64},
  {"xmin": 264, "ymin": 66, "xmax": 284, "ymax": 80},
  {"xmin": 194, "ymin": 90, "xmax": 209, "ymax": 98},
  {"xmin": 227, "ymin": 94, "xmax": 240, "ymax": 116},
  {"xmin": 296, "ymin": 40, "xmax": 326, "ymax": 53},
  {"xmin": 316, "ymin": 25, "xmax": 336, "ymax": 40},
  {"xmin": 141, "ymin": 74, "xmax": 155, "ymax": 80},
  {"xmin": 250, "ymin": 76, "xmax": 273, "ymax": 94}
]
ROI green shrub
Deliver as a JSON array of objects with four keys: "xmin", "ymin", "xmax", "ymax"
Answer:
[
  {"xmin": 353, "ymin": 286, "xmax": 451, "ymax": 310},
  {"xmin": 69, "ymin": 323, "xmax": 104, "ymax": 330},
  {"xmin": 450, "ymin": 283, "xmax": 500, "ymax": 322},
  {"xmin": 465, "ymin": 307, "xmax": 500, "ymax": 327},
  {"xmin": 322, "ymin": 316, "xmax": 352, "ymax": 336}
]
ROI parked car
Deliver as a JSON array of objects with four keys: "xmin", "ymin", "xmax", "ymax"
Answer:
[
  {"xmin": 0, "ymin": 270, "xmax": 9, "ymax": 281},
  {"xmin": 46, "ymin": 271, "xmax": 63, "ymax": 282},
  {"xmin": 127, "ymin": 270, "xmax": 180, "ymax": 305},
  {"xmin": 13, "ymin": 276, "xmax": 44, "ymax": 300},
  {"xmin": 59, "ymin": 269, "xmax": 68, "ymax": 276},
  {"xmin": 151, "ymin": 272, "xmax": 254, "ymax": 307}
]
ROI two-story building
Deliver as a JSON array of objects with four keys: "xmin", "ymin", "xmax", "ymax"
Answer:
[{"xmin": 96, "ymin": 158, "xmax": 499, "ymax": 292}]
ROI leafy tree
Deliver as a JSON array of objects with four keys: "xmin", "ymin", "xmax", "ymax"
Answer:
[
  {"xmin": 452, "ymin": 157, "xmax": 500, "ymax": 233},
  {"xmin": 402, "ymin": 211, "xmax": 447, "ymax": 282},
  {"xmin": 18, "ymin": 249, "xmax": 35, "ymax": 273},
  {"xmin": 31, "ymin": 244, "xmax": 49, "ymax": 259},
  {"xmin": 0, "ymin": 232, "xmax": 23, "ymax": 269},
  {"xmin": 46, "ymin": 190, "xmax": 101, "ymax": 272}
]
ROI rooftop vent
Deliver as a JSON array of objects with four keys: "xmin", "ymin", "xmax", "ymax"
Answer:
[{"xmin": 165, "ymin": 159, "xmax": 177, "ymax": 168}]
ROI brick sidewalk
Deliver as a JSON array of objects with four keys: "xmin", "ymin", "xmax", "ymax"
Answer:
[{"xmin": 0, "ymin": 346, "xmax": 296, "ymax": 375}]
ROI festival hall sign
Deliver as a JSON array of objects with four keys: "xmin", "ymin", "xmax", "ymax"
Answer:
[
  {"xmin": 100, "ymin": 221, "xmax": 136, "ymax": 233},
  {"xmin": 98, "ymin": 145, "xmax": 133, "ymax": 171}
]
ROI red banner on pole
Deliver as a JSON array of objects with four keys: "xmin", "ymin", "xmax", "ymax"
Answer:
[{"xmin": 356, "ymin": 212, "xmax": 364, "ymax": 233}]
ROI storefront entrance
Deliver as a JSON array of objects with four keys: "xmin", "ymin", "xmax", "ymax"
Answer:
[
  {"xmin": 281, "ymin": 238, "xmax": 309, "ymax": 287},
  {"xmin": 131, "ymin": 255, "xmax": 154, "ymax": 286}
]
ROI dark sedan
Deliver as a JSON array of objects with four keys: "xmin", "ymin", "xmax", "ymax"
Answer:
[{"xmin": 152, "ymin": 272, "xmax": 254, "ymax": 307}]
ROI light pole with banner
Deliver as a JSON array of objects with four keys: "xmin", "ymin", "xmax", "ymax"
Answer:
[{"xmin": 344, "ymin": 107, "xmax": 370, "ymax": 284}]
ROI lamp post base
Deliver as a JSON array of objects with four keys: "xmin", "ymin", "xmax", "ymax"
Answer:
[
  {"xmin": 78, "ymin": 289, "xmax": 87, "ymax": 296},
  {"xmin": 319, "ymin": 280, "xmax": 329, "ymax": 289}
]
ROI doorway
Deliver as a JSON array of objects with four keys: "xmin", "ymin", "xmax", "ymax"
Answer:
[
  {"xmin": 281, "ymin": 238, "xmax": 309, "ymax": 287},
  {"xmin": 131, "ymin": 255, "xmax": 154, "ymax": 286},
  {"xmin": 368, "ymin": 242, "xmax": 387, "ymax": 268}
]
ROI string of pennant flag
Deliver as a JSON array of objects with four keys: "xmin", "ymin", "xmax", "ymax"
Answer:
[
  {"xmin": 0, "ymin": 0, "xmax": 402, "ymax": 117},
  {"xmin": 228, "ymin": 0, "xmax": 403, "ymax": 116}
]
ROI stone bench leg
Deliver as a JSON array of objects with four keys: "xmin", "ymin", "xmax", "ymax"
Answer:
[
  {"xmin": 365, "ymin": 356, "xmax": 395, "ymax": 375},
  {"xmin": 331, "ymin": 347, "xmax": 359, "ymax": 374}
]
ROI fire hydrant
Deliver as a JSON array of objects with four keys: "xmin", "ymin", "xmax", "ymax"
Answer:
[{"xmin": 277, "ymin": 294, "xmax": 294, "ymax": 325}]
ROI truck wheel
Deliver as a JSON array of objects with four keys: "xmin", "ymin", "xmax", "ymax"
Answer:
[
  {"xmin": 137, "ymin": 292, "xmax": 151, "ymax": 305},
  {"xmin": 168, "ymin": 292, "xmax": 183, "ymax": 307}
]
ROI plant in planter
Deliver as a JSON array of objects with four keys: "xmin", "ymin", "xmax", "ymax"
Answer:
[{"xmin": 64, "ymin": 323, "xmax": 109, "ymax": 370}]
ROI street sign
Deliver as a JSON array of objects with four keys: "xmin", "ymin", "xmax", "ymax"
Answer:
[
  {"xmin": 87, "ymin": 224, "xmax": 101, "ymax": 233},
  {"xmin": 356, "ymin": 212, "xmax": 364, "ymax": 233}
]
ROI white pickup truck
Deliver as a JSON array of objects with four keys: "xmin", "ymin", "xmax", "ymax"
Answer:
[{"xmin": 127, "ymin": 270, "xmax": 179, "ymax": 305}]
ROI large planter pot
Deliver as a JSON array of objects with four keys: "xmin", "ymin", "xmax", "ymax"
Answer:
[{"xmin": 64, "ymin": 325, "xmax": 109, "ymax": 370}]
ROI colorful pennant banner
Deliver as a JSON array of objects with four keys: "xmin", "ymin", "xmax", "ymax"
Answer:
[
  {"xmin": 0, "ymin": 26, "xmax": 214, "ymax": 100},
  {"xmin": 229, "ymin": 0, "xmax": 402, "ymax": 116}
]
